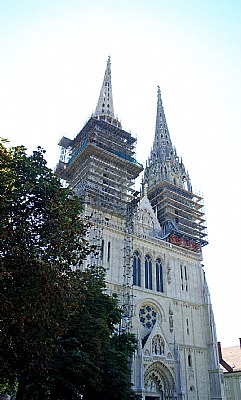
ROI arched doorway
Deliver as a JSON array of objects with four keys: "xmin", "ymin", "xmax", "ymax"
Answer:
[{"xmin": 144, "ymin": 361, "xmax": 175, "ymax": 400}]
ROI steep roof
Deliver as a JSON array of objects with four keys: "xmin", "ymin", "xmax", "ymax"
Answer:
[{"xmin": 222, "ymin": 346, "xmax": 241, "ymax": 372}]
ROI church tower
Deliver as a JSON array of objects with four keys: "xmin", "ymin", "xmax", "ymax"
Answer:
[
  {"xmin": 56, "ymin": 59, "xmax": 224, "ymax": 400},
  {"xmin": 142, "ymin": 87, "xmax": 208, "ymax": 252},
  {"xmin": 56, "ymin": 57, "xmax": 142, "ymax": 216}
]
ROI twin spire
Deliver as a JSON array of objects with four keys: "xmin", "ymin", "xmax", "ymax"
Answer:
[{"xmin": 93, "ymin": 57, "xmax": 191, "ymax": 192}]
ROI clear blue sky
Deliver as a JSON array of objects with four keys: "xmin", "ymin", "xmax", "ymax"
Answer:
[{"xmin": 1, "ymin": 0, "xmax": 241, "ymax": 347}]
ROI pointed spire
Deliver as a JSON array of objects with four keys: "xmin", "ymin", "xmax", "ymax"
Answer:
[
  {"xmin": 142, "ymin": 87, "xmax": 192, "ymax": 193},
  {"xmin": 94, "ymin": 56, "xmax": 115, "ymax": 119},
  {"xmin": 152, "ymin": 86, "xmax": 173, "ymax": 161}
]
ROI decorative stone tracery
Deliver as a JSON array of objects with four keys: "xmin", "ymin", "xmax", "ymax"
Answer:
[
  {"xmin": 139, "ymin": 304, "xmax": 159, "ymax": 330},
  {"xmin": 152, "ymin": 334, "xmax": 165, "ymax": 355},
  {"xmin": 144, "ymin": 361, "xmax": 175, "ymax": 400}
]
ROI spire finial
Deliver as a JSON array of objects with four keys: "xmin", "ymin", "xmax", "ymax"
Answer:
[{"xmin": 94, "ymin": 56, "xmax": 115, "ymax": 120}]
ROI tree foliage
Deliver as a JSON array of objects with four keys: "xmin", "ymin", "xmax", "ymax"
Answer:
[
  {"xmin": 0, "ymin": 140, "xmax": 91, "ymax": 394},
  {"xmin": 0, "ymin": 139, "xmax": 139, "ymax": 400},
  {"xmin": 24, "ymin": 271, "xmax": 140, "ymax": 400}
]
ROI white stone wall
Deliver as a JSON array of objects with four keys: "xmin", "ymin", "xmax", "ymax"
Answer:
[{"xmin": 86, "ymin": 201, "xmax": 223, "ymax": 399}]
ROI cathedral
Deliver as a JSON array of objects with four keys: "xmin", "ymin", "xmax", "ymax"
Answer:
[{"xmin": 56, "ymin": 58, "xmax": 224, "ymax": 400}]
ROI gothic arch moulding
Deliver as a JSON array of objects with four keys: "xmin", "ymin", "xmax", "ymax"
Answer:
[
  {"xmin": 144, "ymin": 361, "xmax": 175, "ymax": 398},
  {"xmin": 132, "ymin": 248, "xmax": 143, "ymax": 258},
  {"xmin": 155, "ymin": 254, "xmax": 165, "ymax": 264}
]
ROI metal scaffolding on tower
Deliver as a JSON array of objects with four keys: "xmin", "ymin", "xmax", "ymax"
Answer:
[{"xmin": 121, "ymin": 191, "xmax": 140, "ymax": 333}]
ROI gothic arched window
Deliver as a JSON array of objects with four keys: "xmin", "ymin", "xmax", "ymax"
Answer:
[
  {"xmin": 133, "ymin": 251, "xmax": 141, "ymax": 287},
  {"xmin": 156, "ymin": 258, "xmax": 163, "ymax": 292},
  {"xmin": 152, "ymin": 334, "xmax": 165, "ymax": 355},
  {"xmin": 145, "ymin": 254, "xmax": 152, "ymax": 289}
]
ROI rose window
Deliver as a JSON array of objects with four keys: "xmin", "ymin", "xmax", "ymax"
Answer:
[{"xmin": 139, "ymin": 304, "xmax": 158, "ymax": 329}]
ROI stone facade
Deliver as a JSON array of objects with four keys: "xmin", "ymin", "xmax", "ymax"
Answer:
[
  {"xmin": 99, "ymin": 198, "xmax": 224, "ymax": 400},
  {"xmin": 56, "ymin": 58, "xmax": 225, "ymax": 400}
]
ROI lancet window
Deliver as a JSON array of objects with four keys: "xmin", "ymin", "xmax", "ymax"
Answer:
[
  {"xmin": 145, "ymin": 254, "xmax": 153, "ymax": 289},
  {"xmin": 156, "ymin": 258, "xmax": 163, "ymax": 292},
  {"xmin": 133, "ymin": 251, "xmax": 141, "ymax": 287}
]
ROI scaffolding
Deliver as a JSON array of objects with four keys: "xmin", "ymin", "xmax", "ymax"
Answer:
[
  {"xmin": 56, "ymin": 116, "xmax": 143, "ymax": 331},
  {"xmin": 55, "ymin": 117, "xmax": 142, "ymax": 218},
  {"xmin": 121, "ymin": 192, "xmax": 139, "ymax": 333},
  {"xmin": 147, "ymin": 180, "xmax": 208, "ymax": 251},
  {"xmin": 87, "ymin": 208, "xmax": 104, "ymax": 271},
  {"xmin": 74, "ymin": 183, "xmax": 104, "ymax": 272}
]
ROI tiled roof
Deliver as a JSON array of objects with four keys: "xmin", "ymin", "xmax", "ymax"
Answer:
[{"xmin": 222, "ymin": 346, "xmax": 241, "ymax": 372}]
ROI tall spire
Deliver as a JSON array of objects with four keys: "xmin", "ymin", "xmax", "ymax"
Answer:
[
  {"xmin": 93, "ymin": 56, "xmax": 118, "ymax": 125},
  {"xmin": 151, "ymin": 86, "xmax": 173, "ymax": 162},
  {"xmin": 142, "ymin": 87, "xmax": 207, "ymax": 250},
  {"xmin": 143, "ymin": 86, "xmax": 192, "ymax": 192}
]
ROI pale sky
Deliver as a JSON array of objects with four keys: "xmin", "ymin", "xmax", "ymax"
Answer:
[{"xmin": 1, "ymin": 0, "xmax": 241, "ymax": 348}]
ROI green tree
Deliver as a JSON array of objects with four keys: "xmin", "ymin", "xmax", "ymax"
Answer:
[
  {"xmin": 24, "ymin": 270, "xmax": 140, "ymax": 400},
  {"xmin": 0, "ymin": 139, "xmax": 139, "ymax": 400},
  {"xmin": 0, "ymin": 140, "xmax": 91, "ymax": 399}
]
